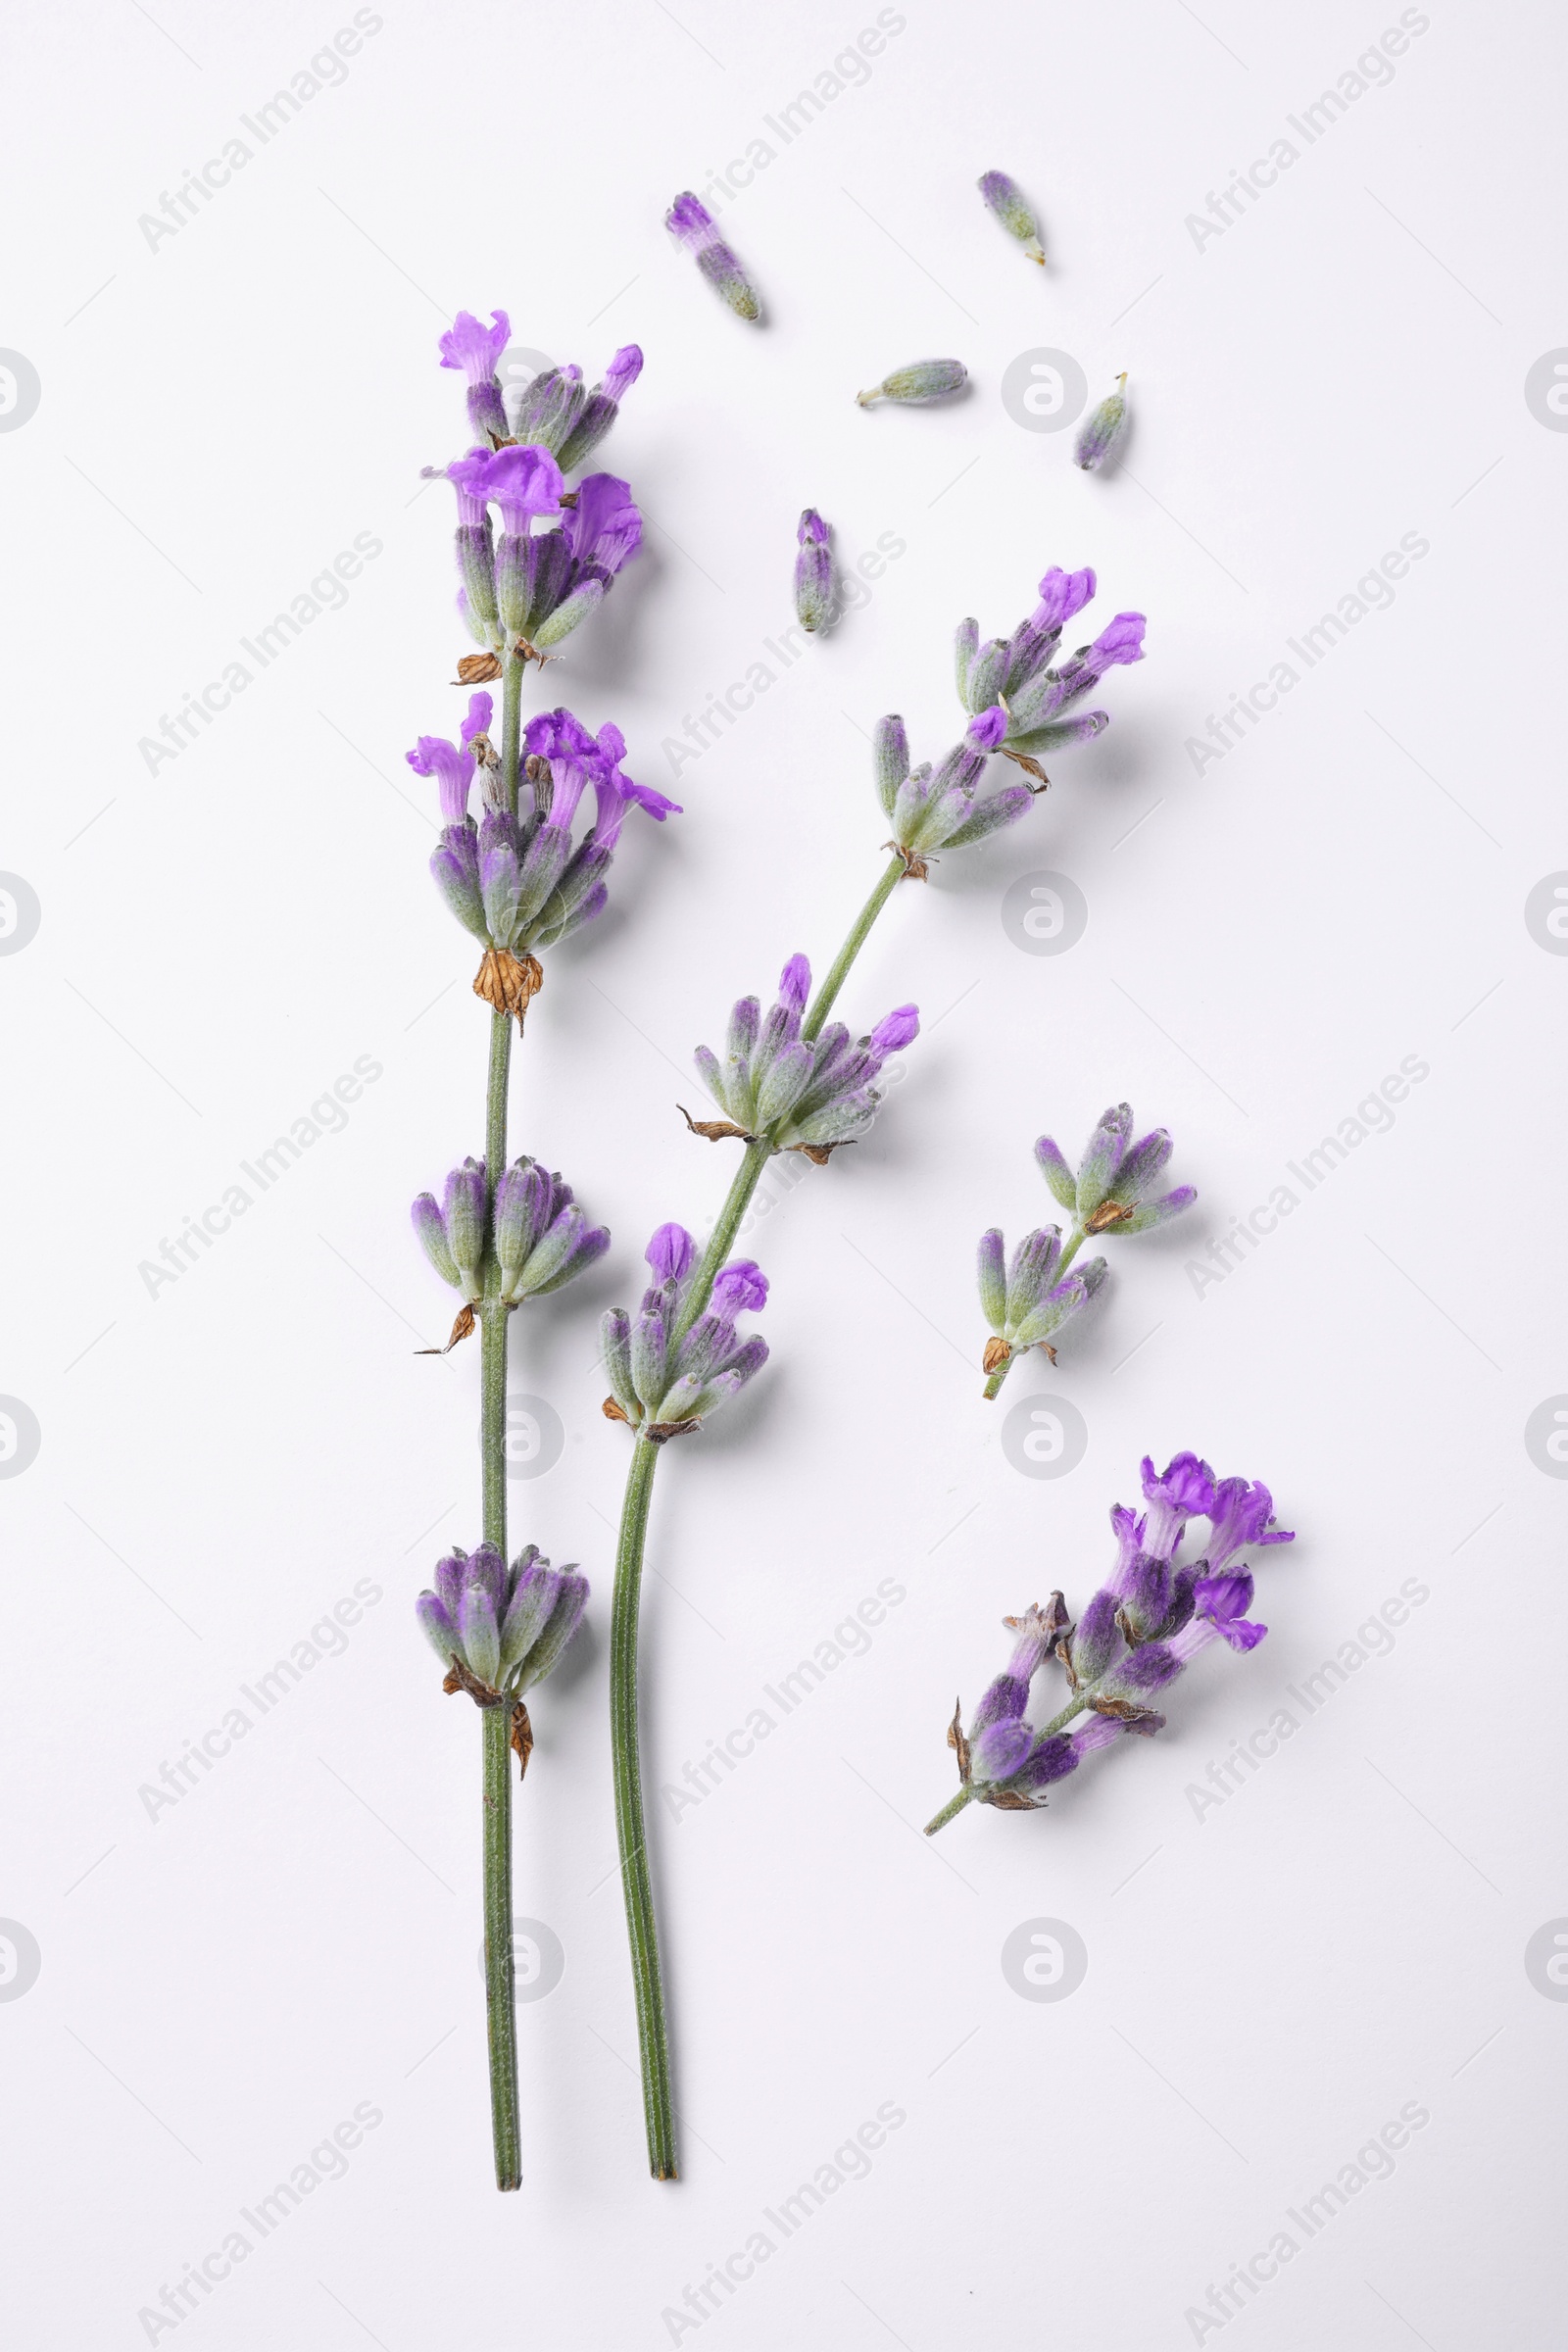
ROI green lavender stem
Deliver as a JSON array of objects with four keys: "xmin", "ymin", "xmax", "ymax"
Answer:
[
  {"xmin": 608, "ymin": 849, "xmax": 910, "ymax": 2177},
  {"xmin": 803, "ymin": 851, "xmax": 905, "ymax": 1041},
  {"xmin": 610, "ymin": 1438, "xmax": 675, "ymax": 2178},
  {"xmin": 480, "ymin": 644, "xmax": 525, "ymax": 2190}
]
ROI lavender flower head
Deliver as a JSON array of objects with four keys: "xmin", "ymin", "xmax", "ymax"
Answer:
[
  {"xmin": 602, "ymin": 1226, "xmax": 769, "ymax": 1440},
  {"xmin": 413, "ymin": 701, "xmax": 678, "ymax": 962},
  {"xmin": 928, "ymin": 1456, "xmax": 1294, "ymax": 1831},
  {"xmin": 956, "ymin": 565, "xmax": 1146, "ymax": 771},
  {"xmin": 412, "ymin": 1152, "xmax": 609, "ymax": 1307},
  {"xmin": 872, "ymin": 706, "xmax": 1030, "ymax": 866},
  {"xmin": 692, "ymin": 954, "xmax": 918, "ymax": 1159},
  {"xmin": 1035, "ymin": 1102, "xmax": 1197, "ymax": 1239},
  {"xmin": 978, "ymin": 171, "xmax": 1045, "ymax": 264},
  {"xmin": 416, "ymin": 1541, "xmax": 588, "ymax": 1696},
  {"xmin": 665, "ymin": 192, "xmax": 761, "ymax": 321},
  {"xmin": 794, "ymin": 509, "xmax": 834, "ymax": 636},
  {"xmin": 976, "ymin": 1226, "xmax": 1107, "ymax": 1392}
]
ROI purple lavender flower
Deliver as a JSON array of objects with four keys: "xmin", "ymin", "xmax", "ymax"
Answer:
[
  {"xmin": 428, "ymin": 448, "xmax": 503, "ymax": 650},
  {"xmin": 956, "ymin": 565, "xmax": 1146, "ymax": 767},
  {"xmin": 439, "ymin": 309, "xmax": 511, "ymax": 442},
  {"xmin": 1202, "ymin": 1478, "xmax": 1295, "ymax": 1570},
  {"xmin": 412, "ymin": 1153, "xmax": 608, "ymax": 1307},
  {"xmin": 692, "ymin": 954, "xmax": 919, "ymax": 1155},
  {"xmin": 416, "ymin": 1541, "xmax": 589, "ymax": 1693},
  {"xmin": 601, "ymin": 1227, "xmax": 769, "ymax": 1438},
  {"xmin": 977, "ymin": 1225, "xmax": 1107, "ymax": 1389},
  {"xmin": 857, "ymin": 360, "xmax": 968, "ymax": 407},
  {"xmin": 978, "ymin": 170, "xmax": 1046, "ymax": 264},
  {"xmin": 449, "ymin": 444, "xmax": 564, "ymax": 536},
  {"xmin": 927, "ymin": 1454, "xmax": 1293, "ymax": 1832},
  {"xmin": 665, "ymin": 192, "xmax": 761, "ymax": 320},
  {"xmin": 406, "ymin": 693, "xmax": 495, "ymax": 822},
  {"xmin": 412, "ymin": 699, "xmax": 678, "ymax": 958},
  {"xmin": 1075, "ymin": 374, "xmax": 1129, "ymax": 472},
  {"xmin": 794, "ymin": 509, "xmax": 834, "ymax": 635},
  {"xmin": 1035, "ymin": 1102, "xmax": 1197, "ymax": 1239},
  {"xmin": 521, "ymin": 473, "xmax": 644, "ymax": 652}
]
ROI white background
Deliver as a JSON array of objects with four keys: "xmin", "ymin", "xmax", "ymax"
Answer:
[{"xmin": 3, "ymin": 1, "xmax": 1565, "ymax": 2344}]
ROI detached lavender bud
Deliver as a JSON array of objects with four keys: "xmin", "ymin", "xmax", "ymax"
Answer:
[
  {"xmin": 664, "ymin": 192, "xmax": 761, "ymax": 320},
  {"xmin": 926, "ymin": 1453, "xmax": 1294, "ymax": 1833},
  {"xmin": 1074, "ymin": 374, "xmax": 1129, "ymax": 472},
  {"xmin": 794, "ymin": 509, "xmax": 834, "ymax": 634},
  {"xmin": 978, "ymin": 171, "xmax": 1045, "ymax": 265},
  {"xmin": 857, "ymin": 359, "xmax": 968, "ymax": 408}
]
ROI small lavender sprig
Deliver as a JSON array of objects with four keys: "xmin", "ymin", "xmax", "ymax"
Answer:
[
  {"xmin": 925, "ymin": 1453, "xmax": 1294, "ymax": 1833},
  {"xmin": 603, "ymin": 570, "xmax": 1149, "ymax": 2179},
  {"xmin": 982, "ymin": 1104, "xmax": 1196, "ymax": 1396}
]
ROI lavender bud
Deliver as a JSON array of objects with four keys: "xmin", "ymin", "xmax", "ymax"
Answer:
[
  {"xmin": 978, "ymin": 170, "xmax": 1046, "ymax": 265},
  {"xmin": 857, "ymin": 359, "xmax": 968, "ymax": 408},
  {"xmin": 443, "ymin": 1158, "xmax": 488, "ymax": 1296},
  {"xmin": 665, "ymin": 192, "xmax": 761, "ymax": 321},
  {"xmin": 872, "ymin": 715, "xmax": 909, "ymax": 819},
  {"xmin": 794, "ymin": 509, "xmax": 834, "ymax": 634},
  {"xmin": 1075, "ymin": 374, "xmax": 1129, "ymax": 472},
  {"xmin": 412, "ymin": 1195, "xmax": 461, "ymax": 1290}
]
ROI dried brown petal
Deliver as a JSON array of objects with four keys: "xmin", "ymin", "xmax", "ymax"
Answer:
[
  {"xmin": 982, "ymin": 1336, "xmax": 1011, "ymax": 1374},
  {"xmin": 1000, "ymin": 747, "xmax": 1051, "ymax": 789},
  {"xmin": 443, "ymin": 1653, "xmax": 503, "ymax": 1707},
  {"xmin": 1085, "ymin": 1199, "xmax": 1135, "ymax": 1234},
  {"xmin": 602, "ymin": 1396, "xmax": 631, "ymax": 1425},
  {"xmin": 678, "ymin": 1103, "xmax": 753, "ymax": 1144},
  {"xmin": 984, "ymin": 1788, "xmax": 1045, "ymax": 1812},
  {"xmin": 785, "ymin": 1141, "xmax": 850, "ymax": 1166},
  {"xmin": 883, "ymin": 839, "xmax": 930, "ymax": 881},
  {"xmin": 455, "ymin": 653, "xmax": 504, "ymax": 685},
  {"xmin": 1086, "ymin": 1693, "xmax": 1166, "ymax": 1730},
  {"xmin": 511, "ymin": 1699, "xmax": 534, "ymax": 1780},
  {"xmin": 647, "ymin": 1417, "xmax": 702, "ymax": 1446},
  {"xmin": 416, "ymin": 1302, "xmax": 477, "ymax": 1356},
  {"xmin": 947, "ymin": 1698, "xmax": 972, "ymax": 1785}
]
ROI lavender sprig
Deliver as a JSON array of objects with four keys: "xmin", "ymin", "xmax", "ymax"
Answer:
[
  {"xmin": 925, "ymin": 1454, "xmax": 1294, "ymax": 1833},
  {"xmin": 604, "ymin": 573, "xmax": 1148, "ymax": 2179},
  {"xmin": 409, "ymin": 309, "xmax": 664, "ymax": 2195},
  {"xmin": 981, "ymin": 1103, "xmax": 1196, "ymax": 1396}
]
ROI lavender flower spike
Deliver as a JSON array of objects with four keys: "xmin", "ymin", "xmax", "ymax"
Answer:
[
  {"xmin": 978, "ymin": 171, "xmax": 1045, "ymax": 264},
  {"xmin": 1075, "ymin": 373, "xmax": 1130, "ymax": 472},
  {"xmin": 691, "ymin": 954, "xmax": 918, "ymax": 1157},
  {"xmin": 977, "ymin": 1226, "xmax": 1106, "ymax": 1396},
  {"xmin": 665, "ymin": 192, "xmax": 761, "ymax": 321},
  {"xmin": 602, "ymin": 1227, "xmax": 769, "ymax": 1440},
  {"xmin": 439, "ymin": 309, "xmax": 511, "ymax": 442},
  {"xmin": 857, "ymin": 359, "xmax": 968, "ymax": 408},
  {"xmin": 794, "ymin": 510, "xmax": 834, "ymax": 635},
  {"xmin": 925, "ymin": 1454, "xmax": 1294, "ymax": 1832},
  {"xmin": 416, "ymin": 1541, "xmax": 589, "ymax": 1697},
  {"xmin": 1035, "ymin": 1102, "xmax": 1197, "ymax": 1239}
]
